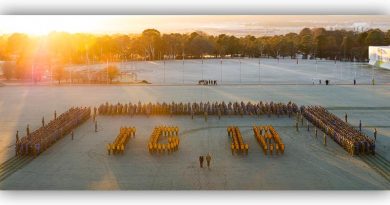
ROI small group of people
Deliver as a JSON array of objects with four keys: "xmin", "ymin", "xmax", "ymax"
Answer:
[
  {"xmin": 313, "ymin": 79, "xmax": 330, "ymax": 85},
  {"xmin": 199, "ymin": 153, "xmax": 212, "ymax": 169},
  {"xmin": 198, "ymin": 80, "xmax": 217, "ymax": 85}
]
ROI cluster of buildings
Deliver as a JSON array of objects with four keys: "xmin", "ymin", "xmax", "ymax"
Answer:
[{"xmin": 369, "ymin": 46, "xmax": 390, "ymax": 70}]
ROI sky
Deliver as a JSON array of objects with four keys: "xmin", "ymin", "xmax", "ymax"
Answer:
[{"xmin": 0, "ymin": 15, "xmax": 389, "ymax": 36}]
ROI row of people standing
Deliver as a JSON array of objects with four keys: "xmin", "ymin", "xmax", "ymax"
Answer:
[{"xmin": 97, "ymin": 101, "xmax": 298, "ymax": 117}]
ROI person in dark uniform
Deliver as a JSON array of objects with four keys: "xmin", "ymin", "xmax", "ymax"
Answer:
[
  {"xmin": 26, "ymin": 124, "xmax": 30, "ymax": 137},
  {"xmin": 42, "ymin": 116, "xmax": 45, "ymax": 127},
  {"xmin": 359, "ymin": 120, "xmax": 362, "ymax": 132},
  {"xmin": 15, "ymin": 130, "xmax": 19, "ymax": 156},
  {"xmin": 199, "ymin": 155, "xmax": 204, "ymax": 168},
  {"xmin": 374, "ymin": 128, "xmax": 377, "ymax": 141},
  {"xmin": 71, "ymin": 130, "xmax": 74, "ymax": 140},
  {"xmin": 54, "ymin": 110, "xmax": 57, "ymax": 120},
  {"xmin": 345, "ymin": 113, "xmax": 348, "ymax": 123},
  {"xmin": 95, "ymin": 121, "xmax": 98, "ymax": 132}
]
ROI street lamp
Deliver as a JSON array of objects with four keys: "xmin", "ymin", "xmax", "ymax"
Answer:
[
  {"xmin": 258, "ymin": 57, "xmax": 261, "ymax": 83},
  {"xmin": 201, "ymin": 55, "xmax": 204, "ymax": 81},
  {"xmin": 220, "ymin": 58, "xmax": 222, "ymax": 83},
  {"xmin": 239, "ymin": 59, "xmax": 242, "ymax": 84}
]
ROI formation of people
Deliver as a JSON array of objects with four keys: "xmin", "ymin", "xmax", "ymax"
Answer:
[
  {"xmin": 302, "ymin": 106, "xmax": 375, "ymax": 155},
  {"xmin": 227, "ymin": 126, "xmax": 249, "ymax": 154},
  {"xmin": 253, "ymin": 125, "xmax": 285, "ymax": 155},
  {"xmin": 107, "ymin": 127, "xmax": 136, "ymax": 155},
  {"xmin": 97, "ymin": 101, "xmax": 299, "ymax": 118},
  {"xmin": 148, "ymin": 126, "xmax": 180, "ymax": 154},
  {"xmin": 15, "ymin": 107, "xmax": 91, "ymax": 157}
]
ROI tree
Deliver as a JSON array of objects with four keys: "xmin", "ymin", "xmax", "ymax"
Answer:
[
  {"xmin": 187, "ymin": 35, "xmax": 215, "ymax": 57},
  {"xmin": 1, "ymin": 61, "xmax": 15, "ymax": 80},
  {"xmin": 385, "ymin": 30, "xmax": 390, "ymax": 45},
  {"xmin": 365, "ymin": 29, "xmax": 385, "ymax": 46},
  {"xmin": 141, "ymin": 29, "xmax": 162, "ymax": 60},
  {"xmin": 299, "ymin": 34, "xmax": 313, "ymax": 58},
  {"xmin": 6, "ymin": 33, "xmax": 29, "ymax": 58},
  {"xmin": 340, "ymin": 36, "xmax": 353, "ymax": 60},
  {"xmin": 53, "ymin": 64, "xmax": 66, "ymax": 84},
  {"xmin": 104, "ymin": 65, "xmax": 119, "ymax": 84}
]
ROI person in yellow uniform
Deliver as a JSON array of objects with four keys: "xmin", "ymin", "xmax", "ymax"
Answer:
[
  {"xmin": 206, "ymin": 153, "xmax": 211, "ymax": 169},
  {"xmin": 107, "ymin": 144, "xmax": 111, "ymax": 155}
]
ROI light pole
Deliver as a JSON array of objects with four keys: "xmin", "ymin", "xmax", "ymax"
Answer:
[
  {"xmin": 201, "ymin": 56, "xmax": 204, "ymax": 81},
  {"xmin": 315, "ymin": 59, "xmax": 318, "ymax": 81},
  {"xmin": 220, "ymin": 58, "xmax": 222, "ymax": 83},
  {"xmin": 106, "ymin": 59, "xmax": 109, "ymax": 84},
  {"xmin": 239, "ymin": 59, "xmax": 242, "ymax": 84},
  {"xmin": 258, "ymin": 57, "xmax": 261, "ymax": 83}
]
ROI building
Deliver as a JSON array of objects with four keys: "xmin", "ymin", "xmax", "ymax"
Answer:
[{"xmin": 369, "ymin": 46, "xmax": 390, "ymax": 70}]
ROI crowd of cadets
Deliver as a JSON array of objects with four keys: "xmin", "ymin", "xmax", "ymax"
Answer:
[
  {"xmin": 107, "ymin": 127, "xmax": 136, "ymax": 155},
  {"xmin": 253, "ymin": 125, "xmax": 285, "ymax": 155},
  {"xmin": 227, "ymin": 126, "xmax": 249, "ymax": 154},
  {"xmin": 148, "ymin": 126, "xmax": 180, "ymax": 154},
  {"xmin": 15, "ymin": 107, "xmax": 91, "ymax": 157},
  {"xmin": 97, "ymin": 101, "xmax": 299, "ymax": 117},
  {"xmin": 302, "ymin": 106, "xmax": 375, "ymax": 155}
]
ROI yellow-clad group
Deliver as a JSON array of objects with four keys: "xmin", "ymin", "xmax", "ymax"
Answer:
[
  {"xmin": 253, "ymin": 125, "xmax": 284, "ymax": 155},
  {"xmin": 227, "ymin": 126, "xmax": 249, "ymax": 154},
  {"xmin": 148, "ymin": 126, "xmax": 180, "ymax": 154},
  {"xmin": 107, "ymin": 127, "xmax": 136, "ymax": 155}
]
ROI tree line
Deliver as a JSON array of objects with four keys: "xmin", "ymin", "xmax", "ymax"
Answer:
[{"xmin": 1, "ymin": 27, "xmax": 389, "ymax": 80}]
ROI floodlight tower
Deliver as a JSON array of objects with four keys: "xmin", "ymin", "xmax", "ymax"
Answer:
[
  {"xmin": 85, "ymin": 45, "xmax": 90, "ymax": 84},
  {"xmin": 106, "ymin": 59, "xmax": 109, "ymax": 84},
  {"xmin": 201, "ymin": 54, "xmax": 204, "ymax": 81},
  {"xmin": 220, "ymin": 58, "xmax": 223, "ymax": 83},
  {"xmin": 315, "ymin": 59, "xmax": 318, "ymax": 81},
  {"xmin": 239, "ymin": 59, "xmax": 242, "ymax": 84},
  {"xmin": 258, "ymin": 57, "xmax": 261, "ymax": 83}
]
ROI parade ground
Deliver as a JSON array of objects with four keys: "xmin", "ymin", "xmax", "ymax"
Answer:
[{"xmin": 0, "ymin": 59, "xmax": 389, "ymax": 190}]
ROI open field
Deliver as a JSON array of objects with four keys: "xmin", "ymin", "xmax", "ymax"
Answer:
[
  {"xmin": 0, "ymin": 59, "xmax": 389, "ymax": 190},
  {"xmin": 68, "ymin": 58, "xmax": 390, "ymax": 85},
  {"xmin": 0, "ymin": 115, "xmax": 389, "ymax": 190}
]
